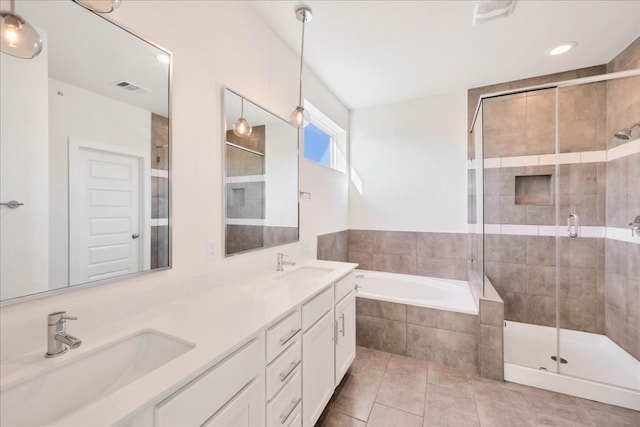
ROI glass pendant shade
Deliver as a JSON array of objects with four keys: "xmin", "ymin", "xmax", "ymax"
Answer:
[
  {"xmin": 0, "ymin": 11, "xmax": 43, "ymax": 59},
  {"xmin": 74, "ymin": 0, "xmax": 123, "ymax": 13},
  {"xmin": 290, "ymin": 105, "xmax": 310, "ymax": 129},
  {"xmin": 233, "ymin": 117, "xmax": 252, "ymax": 137}
]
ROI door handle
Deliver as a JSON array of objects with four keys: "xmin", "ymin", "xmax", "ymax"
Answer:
[
  {"xmin": 132, "ymin": 233, "xmax": 140, "ymax": 239},
  {"xmin": 567, "ymin": 213, "xmax": 578, "ymax": 238},
  {"xmin": 0, "ymin": 200, "xmax": 24, "ymax": 209}
]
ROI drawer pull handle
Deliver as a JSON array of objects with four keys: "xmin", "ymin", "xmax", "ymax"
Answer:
[
  {"xmin": 279, "ymin": 359, "xmax": 301, "ymax": 382},
  {"xmin": 280, "ymin": 397, "xmax": 302, "ymax": 424},
  {"xmin": 279, "ymin": 328, "xmax": 301, "ymax": 346},
  {"xmin": 339, "ymin": 313, "xmax": 345, "ymax": 337}
]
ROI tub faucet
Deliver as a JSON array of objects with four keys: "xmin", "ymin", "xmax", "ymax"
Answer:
[
  {"xmin": 45, "ymin": 311, "xmax": 82, "ymax": 358},
  {"xmin": 277, "ymin": 253, "xmax": 296, "ymax": 271}
]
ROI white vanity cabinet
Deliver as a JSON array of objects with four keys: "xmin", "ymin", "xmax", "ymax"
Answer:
[
  {"xmin": 334, "ymin": 272, "xmax": 357, "ymax": 385},
  {"xmin": 154, "ymin": 338, "xmax": 264, "ymax": 427},
  {"xmin": 334, "ymin": 292, "xmax": 356, "ymax": 385},
  {"xmin": 116, "ymin": 265, "xmax": 357, "ymax": 427},
  {"xmin": 302, "ymin": 286, "xmax": 336, "ymax": 427}
]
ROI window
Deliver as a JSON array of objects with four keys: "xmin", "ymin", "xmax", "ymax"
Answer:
[
  {"xmin": 304, "ymin": 123, "xmax": 332, "ymax": 167},
  {"xmin": 302, "ymin": 101, "xmax": 346, "ymax": 173}
]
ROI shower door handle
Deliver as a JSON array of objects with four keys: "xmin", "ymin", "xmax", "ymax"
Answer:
[{"xmin": 568, "ymin": 213, "xmax": 579, "ymax": 238}]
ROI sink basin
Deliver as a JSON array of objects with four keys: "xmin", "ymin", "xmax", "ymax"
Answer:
[
  {"xmin": 0, "ymin": 330, "xmax": 194, "ymax": 426},
  {"xmin": 276, "ymin": 266, "xmax": 333, "ymax": 282}
]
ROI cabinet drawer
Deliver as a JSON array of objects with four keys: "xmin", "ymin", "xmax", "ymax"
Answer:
[
  {"xmin": 302, "ymin": 286, "xmax": 333, "ymax": 331},
  {"xmin": 266, "ymin": 310, "xmax": 301, "ymax": 363},
  {"xmin": 335, "ymin": 271, "xmax": 357, "ymax": 303},
  {"xmin": 155, "ymin": 339, "xmax": 260, "ymax": 427},
  {"xmin": 266, "ymin": 370, "xmax": 302, "ymax": 427},
  {"xmin": 266, "ymin": 340, "xmax": 302, "ymax": 401}
]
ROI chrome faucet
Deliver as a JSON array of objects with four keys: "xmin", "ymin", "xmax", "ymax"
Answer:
[
  {"xmin": 45, "ymin": 311, "xmax": 82, "ymax": 358},
  {"xmin": 276, "ymin": 253, "xmax": 296, "ymax": 271}
]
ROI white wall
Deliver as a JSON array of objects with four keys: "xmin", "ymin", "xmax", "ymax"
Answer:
[
  {"xmin": 349, "ymin": 91, "xmax": 468, "ymax": 233},
  {"xmin": 48, "ymin": 78, "xmax": 151, "ymax": 288},
  {"xmin": 1, "ymin": 1, "xmax": 349, "ymax": 352},
  {"xmin": 265, "ymin": 122, "xmax": 298, "ymax": 227},
  {"xmin": 0, "ymin": 33, "xmax": 49, "ymax": 300}
]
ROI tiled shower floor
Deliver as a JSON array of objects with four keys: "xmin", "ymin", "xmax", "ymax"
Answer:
[{"xmin": 315, "ymin": 346, "xmax": 640, "ymax": 427}]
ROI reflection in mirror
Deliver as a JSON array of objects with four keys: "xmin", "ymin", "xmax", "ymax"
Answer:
[
  {"xmin": 223, "ymin": 89, "xmax": 299, "ymax": 256},
  {"xmin": 0, "ymin": 0, "xmax": 171, "ymax": 301}
]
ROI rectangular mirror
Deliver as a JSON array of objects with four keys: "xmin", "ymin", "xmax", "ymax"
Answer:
[
  {"xmin": 223, "ymin": 88, "xmax": 299, "ymax": 256},
  {"xmin": 0, "ymin": 0, "xmax": 171, "ymax": 302}
]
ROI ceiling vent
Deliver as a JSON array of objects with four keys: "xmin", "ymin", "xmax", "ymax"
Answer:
[
  {"xmin": 473, "ymin": 1, "xmax": 516, "ymax": 25},
  {"xmin": 112, "ymin": 80, "xmax": 150, "ymax": 94}
]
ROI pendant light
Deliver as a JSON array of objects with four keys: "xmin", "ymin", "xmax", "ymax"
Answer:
[
  {"xmin": 233, "ymin": 97, "xmax": 252, "ymax": 137},
  {"xmin": 0, "ymin": 0, "xmax": 43, "ymax": 59},
  {"xmin": 290, "ymin": 6, "xmax": 312, "ymax": 128},
  {"xmin": 74, "ymin": 0, "xmax": 123, "ymax": 14}
]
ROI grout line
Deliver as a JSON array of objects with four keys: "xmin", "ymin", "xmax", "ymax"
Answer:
[
  {"xmin": 471, "ymin": 139, "xmax": 639, "ymax": 170},
  {"xmin": 374, "ymin": 402, "xmax": 425, "ymax": 422}
]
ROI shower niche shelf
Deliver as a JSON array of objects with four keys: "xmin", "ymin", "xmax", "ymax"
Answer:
[{"xmin": 515, "ymin": 174, "xmax": 553, "ymax": 205}]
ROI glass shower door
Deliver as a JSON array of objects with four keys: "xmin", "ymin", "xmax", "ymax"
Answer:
[{"xmin": 556, "ymin": 75, "xmax": 640, "ymax": 392}]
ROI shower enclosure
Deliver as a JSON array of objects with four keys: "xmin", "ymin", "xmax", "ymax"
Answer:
[{"xmin": 470, "ymin": 70, "xmax": 640, "ymax": 410}]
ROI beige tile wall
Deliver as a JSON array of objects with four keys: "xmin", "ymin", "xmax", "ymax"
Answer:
[
  {"xmin": 605, "ymin": 38, "xmax": 640, "ymax": 360},
  {"xmin": 348, "ymin": 230, "xmax": 467, "ymax": 280},
  {"xmin": 317, "ymin": 230, "xmax": 350, "ymax": 262},
  {"xmin": 356, "ymin": 297, "xmax": 479, "ymax": 374}
]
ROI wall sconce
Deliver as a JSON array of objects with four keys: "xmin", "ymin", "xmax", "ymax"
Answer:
[
  {"xmin": 290, "ymin": 6, "xmax": 312, "ymax": 129},
  {"xmin": 0, "ymin": 0, "xmax": 43, "ymax": 59}
]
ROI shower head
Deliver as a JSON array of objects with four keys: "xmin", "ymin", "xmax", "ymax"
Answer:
[
  {"xmin": 614, "ymin": 122, "xmax": 640, "ymax": 140},
  {"xmin": 615, "ymin": 128, "xmax": 632, "ymax": 140}
]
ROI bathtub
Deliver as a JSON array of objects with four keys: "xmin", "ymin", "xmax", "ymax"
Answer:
[
  {"xmin": 354, "ymin": 269, "xmax": 479, "ymax": 372},
  {"xmin": 353, "ymin": 269, "xmax": 478, "ymax": 315}
]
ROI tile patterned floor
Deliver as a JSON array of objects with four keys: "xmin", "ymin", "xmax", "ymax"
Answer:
[{"xmin": 315, "ymin": 346, "xmax": 640, "ymax": 427}]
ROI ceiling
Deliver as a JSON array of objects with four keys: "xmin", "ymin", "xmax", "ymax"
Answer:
[
  {"xmin": 250, "ymin": 0, "xmax": 640, "ymax": 110},
  {"xmin": 18, "ymin": 0, "xmax": 169, "ymax": 116}
]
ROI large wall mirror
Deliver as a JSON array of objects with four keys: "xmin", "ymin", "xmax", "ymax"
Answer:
[
  {"xmin": 0, "ymin": 1, "xmax": 171, "ymax": 302},
  {"xmin": 223, "ymin": 89, "xmax": 299, "ymax": 256}
]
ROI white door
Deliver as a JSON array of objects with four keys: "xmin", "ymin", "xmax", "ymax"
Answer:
[
  {"xmin": 0, "ymin": 36, "xmax": 49, "ymax": 300},
  {"xmin": 69, "ymin": 143, "xmax": 142, "ymax": 285},
  {"xmin": 302, "ymin": 309, "xmax": 335, "ymax": 427},
  {"xmin": 335, "ymin": 292, "xmax": 356, "ymax": 385}
]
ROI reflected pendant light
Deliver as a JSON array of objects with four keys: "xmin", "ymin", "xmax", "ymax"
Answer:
[
  {"xmin": 74, "ymin": 0, "xmax": 123, "ymax": 14},
  {"xmin": 290, "ymin": 7, "xmax": 312, "ymax": 128},
  {"xmin": 0, "ymin": 0, "xmax": 43, "ymax": 59},
  {"xmin": 233, "ymin": 98, "xmax": 253, "ymax": 137}
]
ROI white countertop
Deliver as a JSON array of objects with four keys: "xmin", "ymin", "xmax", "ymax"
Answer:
[{"xmin": 0, "ymin": 259, "xmax": 357, "ymax": 426}]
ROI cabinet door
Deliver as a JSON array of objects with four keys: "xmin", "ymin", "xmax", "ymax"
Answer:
[
  {"xmin": 203, "ymin": 379, "xmax": 263, "ymax": 427},
  {"xmin": 302, "ymin": 309, "xmax": 335, "ymax": 427},
  {"xmin": 335, "ymin": 292, "xmax": 356, "ymax": 385}
]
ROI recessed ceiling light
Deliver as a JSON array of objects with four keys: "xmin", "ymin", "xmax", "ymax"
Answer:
[
  {"xmin": 156, "ymin": 53, "xmax": 170, "ymax": 64},
  {"xmin": 547, "ymin": 42, "xmax": 577, "ymax": 56}
]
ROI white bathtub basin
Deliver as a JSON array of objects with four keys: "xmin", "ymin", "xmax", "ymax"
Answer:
[{"xmin": 0, "ymin": 330, "xmax": 194, "ymax": 426}]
